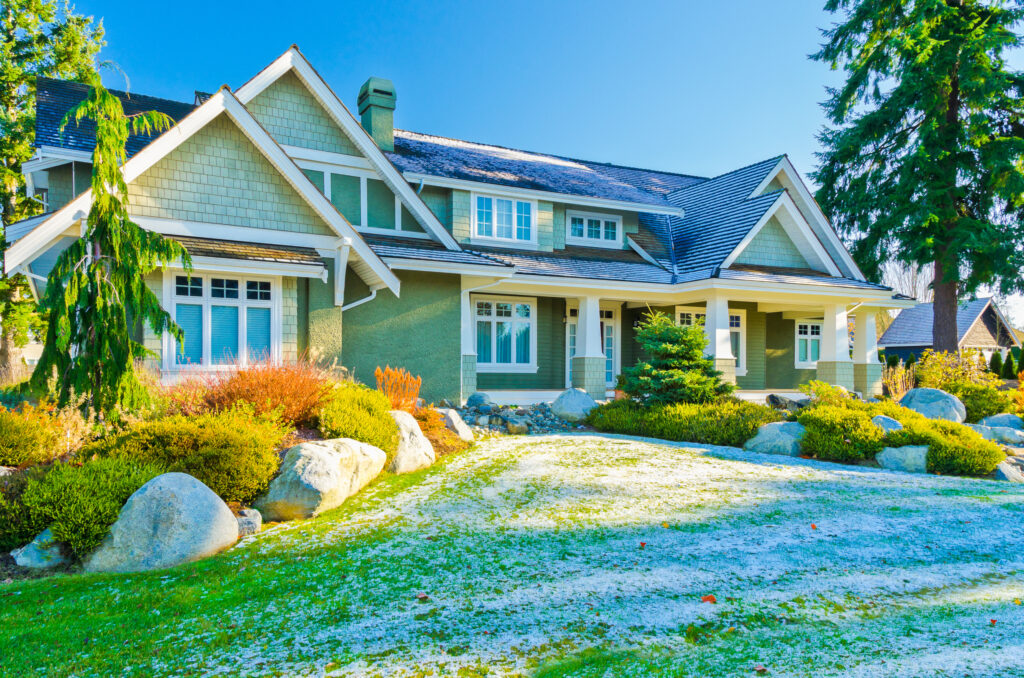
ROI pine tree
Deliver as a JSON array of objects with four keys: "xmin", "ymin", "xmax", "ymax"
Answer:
[
  {"xmin": 0, "ymin": 0, "xmax": 103, "ymax": 381},
  {"xmin": 619, "ymin": 311, "xmax": 734, "ymax": 405},
  {"xmin": 30, "ymin": 74, "xmax": 190, "ymax": 416},
  {"xmin": 990, "ymin": 350, "xmax": 1004, "ymax": 375},
  {"xmin": 813, "ymin": 0, "xmax": 1024, "ymax": 353},
  {"xmin": 1000, "ymin": 350, "xmax": 1016, "ymax": 379}
]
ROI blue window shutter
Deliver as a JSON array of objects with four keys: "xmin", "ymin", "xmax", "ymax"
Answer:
[
  {"xmin": 246, "ymin": 307, "xmax": 271, "ymax": 363},
  {"xmin": 175, "ymin": 304, "xmax": 203, "ymax": 365},
  {"xmin": 211, "ymin": 306, "xmax": 239, "ymax": 365}
]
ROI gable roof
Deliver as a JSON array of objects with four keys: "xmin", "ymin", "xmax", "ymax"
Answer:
[{"xmin": 878, "ymin": 298, "xmax": 1021, "ymax": 348}]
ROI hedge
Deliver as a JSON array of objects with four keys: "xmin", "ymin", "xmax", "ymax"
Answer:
[{"xmin": 587, "ymin": 399, "xmax": 783, "ymax": 448}]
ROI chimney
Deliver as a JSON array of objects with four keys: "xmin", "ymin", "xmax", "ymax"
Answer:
[{"xmin": 358, "ymin": 77, "xmax": 396, "ymax": 152}]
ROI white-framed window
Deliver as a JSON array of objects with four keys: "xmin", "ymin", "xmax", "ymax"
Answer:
[
  {"xmin": 675, "ymin": 305, "xmax": 746, "ymax": 376},
  {"xmin": 565, "ymin": 210, "xmax": 622, "ymax": 248},
  {"xmin": 472, "ymin": 193, "xmax": 537, "ymax": 246},
  {"xmin": 473, "ymin": 295, "xmax": 537, "ymax": 373},
  {"xmin": 795, "ymin": 321, "xmax": 823, "ymax": 369},
  {"xmin": 166, "ymin": 273, "xmax": 279, "ymax": 369}
]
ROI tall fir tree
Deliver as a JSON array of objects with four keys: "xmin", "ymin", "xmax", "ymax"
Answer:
[
  {"xmin": 30, "ymin": 75, "xmax": 191, "ymax": 415},
  {"xmin": 0, "ymin": 0, "xmax": 103, "ymax": 380},
  {"xmin": 813, "ymin": 0, "xmax": 1024, "ymax": 353}
]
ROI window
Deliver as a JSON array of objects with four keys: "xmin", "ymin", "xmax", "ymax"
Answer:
[
  {"xmin": 796, "ymin": 321, "xmax": 822, "ymax": 368},
  {"xmin": 473, "ymin": 194, "xmax": 535, "ymax": 244},
  {"xmin": 676, "ymin": 306, "xmax": 746, "ymax": 375},
  {"xmin": 566, "ymin": 308, "xmax": 618, "ymax": 386},
  {"xmin": 566, "ymin": 210, "xmax": 622, "ymax": 248},
  {"xmin": 170, "ymin": 274, "xmax": 275, "ymax": 368},
  {"xmin": 474, "ymin": 296, "xmax": 537, "ymax": 372}
]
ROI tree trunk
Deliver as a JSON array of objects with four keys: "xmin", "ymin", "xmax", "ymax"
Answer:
[{"xmin": 932, "ymin": 260, "xmax": 959, "ymax": 353}]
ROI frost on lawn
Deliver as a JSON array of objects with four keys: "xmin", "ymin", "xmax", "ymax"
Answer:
[{"xmin": 29, "ymin": 435, "xmax": 1024, "ymax": 676}]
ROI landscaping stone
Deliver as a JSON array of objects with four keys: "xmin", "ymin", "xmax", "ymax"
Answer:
[
  {"xmin": 11, "ymin": 528, "xmax": 67, "ymax": 569},
  {"xmin": 466, "ymin": 392, "xmax": 491, "ymax": 408},
  {"xmin": 237, "ymin": 509, "xmax": 262, "ymax": 537},
  {"xmin": 967, "ymin": 424, "xmax": 1024, "ymax": 446},
  {"xmin": 85, "ymin": 473, "xmax": 238, "ymax": 573},
  {"xmin": 766, "ymin": 393, "xmax": 808, "ymax": 414},
  {"xmin": 455, "ymin": 400, "xmax": 579, "ymax": 436},
  {"xmin": 871, "ymin": 415, "xmax": 904, "ymax": 433},
  {"xmin": 899, "ymin": 388, "xmax": 966, "ymax": 423},
  {"xmin": 743, "ymin": 422, "xmax": 806, "ymax": 457},
  {"xmin": 388, "ymin": 410, "xmax": 436, "ymax": 474},
  {"xmin": 0, "ymin": 466, "xmax": 15, "ymax": 477},
  {"xmin": 877, "ymin": 446, "xmax": 929, "ymax": 474},
  {"xmin": 255, "ymin": 440, "xmax": 386, "ymax": 522},
  {"xmin": 476, "ymin": 415, "xmax": 491, "ymax": 427},
  {"xmin": 551, "ymin": 388, "xmax": 597, "ymax": 423},
  {"xmin": 995, "ymin": 457, "xmax": 1024, "ymax": 483},
  {"xmin": 505, "ymin": 416, "xmax": 529, "ymax": 435},
  {"xmin": 979, "ymin": 413, "xmax": 1024, "ymax": 431},
  {"xmin": 437, "ymin": 408, "xmax": 473, "ymax": 442}
]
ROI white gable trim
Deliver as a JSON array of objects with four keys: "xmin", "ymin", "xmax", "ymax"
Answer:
[
  {"xmin": 958, "ymin": 300, "xmax": 1022, "ymax": 349},
  {"xmin": 720, "ymin": 193, "xmax": 843, "ymax": 277},
  {"xmin": 5, "ymin": 88, "xmax": 400, "ymax": 295},
  {"xmin": 749, "ymin": 156, "xmax": 865, "ymax": 281},
  {"xmin": 234, "ymin": 46, "xmax": 461, "ymax": 252}
]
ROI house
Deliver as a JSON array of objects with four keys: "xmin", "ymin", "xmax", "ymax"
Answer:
[
  {"xmin": 878, "ymin": 298, "xmax": 1021, "ymax": 362},
  {"xmin": 5, "ymin": 47, "xmax": 913, "ymax": 404}
]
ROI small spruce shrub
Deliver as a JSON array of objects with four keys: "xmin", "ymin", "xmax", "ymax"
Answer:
[
  {"xmin": 989, "ymin": 351, "xmax": 1004, "ymax": 376},
  {"xmin": 1001, "ymin": 352, "xmax": 1017, "ymax": 380},
  {"xmin": 587, "ymin": 399, "xmax": 782, "ymax": 447},
  {"xmin": 797, "ymin": 405, "xmax": 885, "ymax": 463},
  {"xmin": 319, "ymin": 383, "xmax": 399, "ymax": 458}
]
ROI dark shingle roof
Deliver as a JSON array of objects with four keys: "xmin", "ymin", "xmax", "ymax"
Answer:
[
  {"xmin": 168, "ymin": 236, "xmax": 323, "ymax": 267},
  {"xmin": 719, "ymin": 266, "xmax": 892, "ymax": 291},
  {"xmin": 467, "ymin": 246, "xmax": 674, "ymax": 284},
  {"xmin": 364, "ymin": 236, "xmax": 509, "ymax": 268},
  {"xmin": 878, "ymin": 298, "xmax": 995, "ymax": 347},
  {"xmin": 36, "ymin": 77, "xmax": 196, "ymax": 157}
]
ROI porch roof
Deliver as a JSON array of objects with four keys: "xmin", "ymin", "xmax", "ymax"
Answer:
[
  {"xmin": 719, "ymin": 266, "xmax": 896, "ymax": 292},
  {"xmin": 167, "ymin": 235, "xmax": 324, "ymax": 267},
  {"xmin": 468, "ymin": 245, "xmax": 676, "ymax": 284}
]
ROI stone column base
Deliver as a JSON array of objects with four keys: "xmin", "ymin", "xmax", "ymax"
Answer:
[
  {"xmin": 854, "ymin": 362, "xmax": 884, "ymax": 398},
  {"xmin": 461, "ymin": 354, "xmax": 477, "ymax": 404},
  {"xmin": 713, "ymin": 358, "xmax": 737, "ymax": 385},
  {"xmin": 571, "ymin": 356, "xmax": 606, "ymax": 400},
  {"xmin": 816, "ymin": 360, "xmax": 855, "ymax": 391}
]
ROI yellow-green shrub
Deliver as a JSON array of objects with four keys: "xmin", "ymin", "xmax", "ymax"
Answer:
[
  {"xmin": 943, "ymin": 382, "xmax": 1013, "ymax": 423},
  {"xmin": 318, "ymin": 383, "xmax": 399, "ymax": 458},
  {"xmin": 86, "ymin": 407, "xmax": 288, "ymax": 504},
  {"xmin": 797, "ymin": 405, "xmax": 885, "ymax": 462},
  {"xmin": 587, "ymin": 399, "xmax": 782, "ymax": 447},
  {"xmin": 0, "ymin": 468, "xmax": 49, "ymax": 551},
  {"xmin": 886, "ymin": 419, "xmax": 1005, "ymax": 476},
  {"xmin": 0, "ymin": 404, "xmax": 90, "ymax": 467}
]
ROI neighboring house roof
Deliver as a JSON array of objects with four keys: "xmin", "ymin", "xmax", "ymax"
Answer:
[
  {"xmin": 167, "ymin": 235, "xmax": 323, "ymax": 267},
  {"xmin": 878, "ymin": 298, "xmax": 1019, "ymax": 347}
]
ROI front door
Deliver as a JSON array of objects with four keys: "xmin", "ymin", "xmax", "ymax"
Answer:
[{"xmin": 566, "ymin": 307, "xmax": 619, "ymax": 388}]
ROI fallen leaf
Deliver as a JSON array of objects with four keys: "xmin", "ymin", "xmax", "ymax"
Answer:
[
  {"xmin": 662, "ymin": 522, "xmax": 669, "ymax": 528},
  {"xmin": 416, "ymin": 593, "xmax": 430, "ymax": 601},
  {"xmin": 727, "ymin": 626, "xmax": 736, "ymax": 632},
  {"xmin": 639, "ymin": 542, "xmax": 647, "ymax": 549},
  {"xmin": 701, "ymin": 594, "xmax": 717, "ymax": 604},
  {"xmin": 1014, "ymin": 599, "xmax": 1021, "ymax": 605},
  {"xmin": 990, "ymin": 619, "xmax": 997, "ymax": 625},
  {"xmin": 754, "ymin": 665, "xmax": 768, "ymax": 674},
  {"xmin": 811, "ymin": 524, "xmax": 817, "ymax": 530}
]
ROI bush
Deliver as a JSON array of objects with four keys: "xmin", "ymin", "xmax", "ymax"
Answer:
[
  {"xmin": 1001, "ymin": 352, "xmax": 1017, "ymax": 380},
  {"xmin": 797, "ymin": 405, "xmax": 885, "ymax": 463},
  {"xmin": 587, "ymin": 399, "xmax": 782, "ymax": 447},
  {"xmin": 319, "ymin": 383, "xmax": 399, "ymax": 458},
  {"xmin": 944, "ymin": 382, "xmax": 1013, "ymax": 423},
  {"xmin": 0, "ymin": 468, "xmax": 49, "ymax": 551},
  {"xmin": 915, "ymin": 349, "xmax": 999, "ymax": 390},
  {"xmin": 86, "ymin": 407, "xmax": 288, "ymax": 504},
  {"xmin": 0, "ymin": 404, "xmax": 91, "ymax": 467},
  {"xmin": 375, "ymin": 365, "xmax": 421, "ymax": 412},
  {"xmin": 164, "ymin": 362, "xmax": 335, "ymax": 428},
  {"xmin": 798, "ymin": 380, "xmax": 854, "ymax": 407},
  {"xmin": 887, "ymin": 419, "xmax": 1005, "ymax": 476},
  {"xmin": 990, "ymin": 351, "xmax": 1004, "ymax": 375},
  {"xmin": 415, "ymin": 407, "xmax": 470, "ymax": 457},
  {"xmin": 618, "ymin": 311, "xmax": 733, "ymax": 405}
]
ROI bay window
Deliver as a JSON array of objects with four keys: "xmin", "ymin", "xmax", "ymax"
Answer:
[
  {"xmin": 795, "ymin": 321, "xmax": 822, "ymax": 368},
  {"xmin": 566, "ymin": 210, "xmax": 622, "ymax": 248},
  {"xmin": 473, "ymin": 194, "xmax": 535, "ymax": 244},
  {"xmin": 474, "ymin": 296, "xmax": 537, "ymax": 372}
]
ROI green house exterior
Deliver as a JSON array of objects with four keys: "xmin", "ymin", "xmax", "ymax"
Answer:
[{"xmin": 8, "ymin": 47, "xmax": 912, "ymax": 404}]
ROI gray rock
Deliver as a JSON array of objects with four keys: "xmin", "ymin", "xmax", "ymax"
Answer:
[
  {"xmin": 505, "ymin": 416, "xmax": 529, "ymax": 435},
  {"xmin": 877, "ymin": 446, "xmax": 929, "ymax": 474},
  {"xmin": 743, "ymin": 422, "xmax": 806, "ymax": 457},
  {"xmin": 236, "ymin": 509, "xmax": 262, "ymax": 537},
  {"xmin": 388, "ymin": 410, "xmax": 436, "ymax": 474},
  {"xmin": 437, "ymin": 408, "xmax": 473, "ymax": 442},
  {"xmin": 11, "ymin": 528, "xmax": 67, "ymax": 569},
  {"xmin": 979, "ymin": 413, "xmax": 1024, "ymax": 431},
  {"xmin": 255, "ymin": 440, "xmax": 386, "ymax": 522},
  {"xmin": 476, "ymin": 415, "xmax": 490, "ymax": 427},
  {"xmin": 872, "ymin": 415, "xmax": 904, "ymax": 433},
  {"xmin": 900, "ymin": 388, "xmax": 966, "ymax": 423},
  {"xmin": 551, "ymin": 388, "xmax": 597, "ymax": 423},
  {"xmin": 967, "ymin": 424, "xmax": 1024, "ymax": 446},
  {"xmin": 766, "ymin": 393, "xmax": 809, "ymax": 414},
  {"xmin": 466, "ymin": 392, "xmax": 491, "ymax": 408},
  {"xmin": 84, "ymin": 473, "xmax": 238, "ymax": 573},
  {"xmin": 995, "ymin": 457, "xmax": 1024, "ymax": 483},
  {"xmin": 0, "ymin": 466, "xmax": 15, "ymax": 477}
]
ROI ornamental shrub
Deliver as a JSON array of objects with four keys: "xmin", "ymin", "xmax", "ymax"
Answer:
[
  {"xmin": 376, "ymin": 365, "xmax": 422, "ymax": 413},
  {"xmin": 915, "ymin": 349, "xmax": 999, "ymax": 390},
  {"xmin": 0, "ymin": 404, "xmax": 91, "ymax": 467},
  {"xmin": 414, "ymin": 407, "xmax": 470, "ymax": 457},
  {"xmin": 319, "ymin": 383, "xmax": 399, "ymax": 459},
  {"xmin": 86, "ymin": 407, "xmax": 288, "ymax": 504},
  {"xmin": 798, "ymin": 380, "xmax": 853, "ymax": 406},
  {"xmin": 796, "ymin": 405, "xmax": 885, "ymax": 463},
  {"xmin": 1001, "ymin": 352, "xmax": 1017, "ymax": 380},
  {"xmin": 989, "ymin": 351, "xmax": 1004, "ymax": 376},
  {"xmin": 886, "ymin": 419, "xmax": 1004, "ymax": 476},
  {"xmin": 618, "ymin": 311, "xmax": 734, "ymax": 405},
  {"xmin": 587, "ymin": 399, "xmax": 782, "ymax": 447},
  {"xmin": 0, "ymin": 467, "xmax": 49, "ymax": 551},
  {"xmin": 943, "ymin": 382, "xmax": 1013, "ymax": 423}
]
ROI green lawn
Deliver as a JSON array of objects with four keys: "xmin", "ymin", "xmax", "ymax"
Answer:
[{"xmin": 2, "ymin": 434, "xmax": 1023, "ymax": 677}]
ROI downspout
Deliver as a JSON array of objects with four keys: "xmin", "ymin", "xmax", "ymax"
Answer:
[
  {"xmin": 341, "ymin": 283, "xmax": 386, "ymax": 312},
  {"xmin": 416, "ymin": 179, "xmax": 425, "ymax": 195}
]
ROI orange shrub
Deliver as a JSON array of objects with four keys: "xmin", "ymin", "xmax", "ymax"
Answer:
[
  {"xmin": 375, "ymin": 365, "xmax": 421, "ymax": 412},
  {"xmin": 414, "ymin": 407, "xmax": 470, "ymax": 457},
  {"xmin": 1015, "ymin": 371, "xmax": 1024, "ymax": 414}
]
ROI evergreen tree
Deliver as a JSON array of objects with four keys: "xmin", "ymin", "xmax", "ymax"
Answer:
[
  {"xmin": 0, "ymin": 0, "xmax": 103, "ymax": 380},
  {"xmin": 1000, "ymin": 350, "xmax": 1016, "ymax": 379},
  {"xmin": 619, "ymin": 311, "xmax": 734, "ymax": 405},
  {"xmin": 990, "ymin": 350, "xmax": 1004, "ymax": 375},
  {"xmin": 30, "ymin": 74, "xmax": 190, "ymax": 415},
  {"xmin": 813, "ymin": 0, "xmax": 1024, "ymax": 353}
]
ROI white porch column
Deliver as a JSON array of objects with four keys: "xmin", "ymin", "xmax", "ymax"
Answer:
[
  {"xmin": 853, "ymin": 310, "xmax": 883, "ymax": 396},
  {"xmin": 459, "ymin": 289, "xmax": 477, "ymax": 403},
  {"xmin": 817, "ymin": 303, "xmax": 855, "ymax": 390},
  {"xmin": 704, "ymin": 294, "xmax": 736, "ymax": 384},
  {"xmin": 572, "ymin": 295, "xmax": 606, "ymax": 399}
]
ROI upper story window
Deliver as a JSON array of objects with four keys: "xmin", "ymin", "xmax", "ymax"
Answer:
[
  {"xmin": 566, "ymin": 210, "xmax": 621, "ymax": 248},
  {"xmin": 473, "ymin": 194, "xmax": 536, "ymax": 245}
]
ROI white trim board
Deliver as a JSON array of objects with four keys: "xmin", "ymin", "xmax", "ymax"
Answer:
[{"xmin": 234, "ymin": 46, "xmax": 461, "ymax": 252}]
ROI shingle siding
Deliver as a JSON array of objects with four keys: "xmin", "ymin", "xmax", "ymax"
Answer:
[
  {"xmin": 127, "ymin": 114, "xmax": 334, "ymax": 236},
  {"xmin": 734, "ymin": 217, "xmax": 809, "ymax": 269},
  {"xmin": 282, "ymin": 277, "xmax": 298, "ymax": 362}
]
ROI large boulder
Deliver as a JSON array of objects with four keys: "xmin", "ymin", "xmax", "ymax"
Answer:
[
  {"xmin": 872, "ymin": 415, "xmax": 904, "ymax": 433},
  {"xmin": 979, "ymin": 413, "xmax": 1024, "ymax": 431},
  {"xmin": 995, "ymin": 457, "xmax": 1024, "ymax": 483},
  {"xmin": 551, "ymin": 388, "xmax": 597, "ymax": 423},
  {"xmin": 84, "ymin": 473, "xmax": 238, "ymax": 573},
  {"xmin": 743, "ymin": 422, "xmax": 806, "ymax": 457},
  {"xmin": 466, "ymin": 392, "xmax": 491, "ymax": 408},
  {"xmin": 877, "ymin": 446, "xmax": 929, "ymax": 474},
  {"xmin": 967, "ymin": 424, "xmax": 1024, "ymax": 446},
  {"xmin": 11, "ymin": 528, "xmax": 68, "ymax": 569},
  {"xmin": 437, "ymin": 408, "xmax": 473, "ymax": 442},
  {"xmin": 256, "ymin": 440, "xmax": 386, "ymax": 521},
  {"xmin": 388, "ymin": 410, "xmax": 436, "ymax": 474},
  {"xmin": 899, "ymin": 388, "xmax": 966, "ymax": 423}
]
